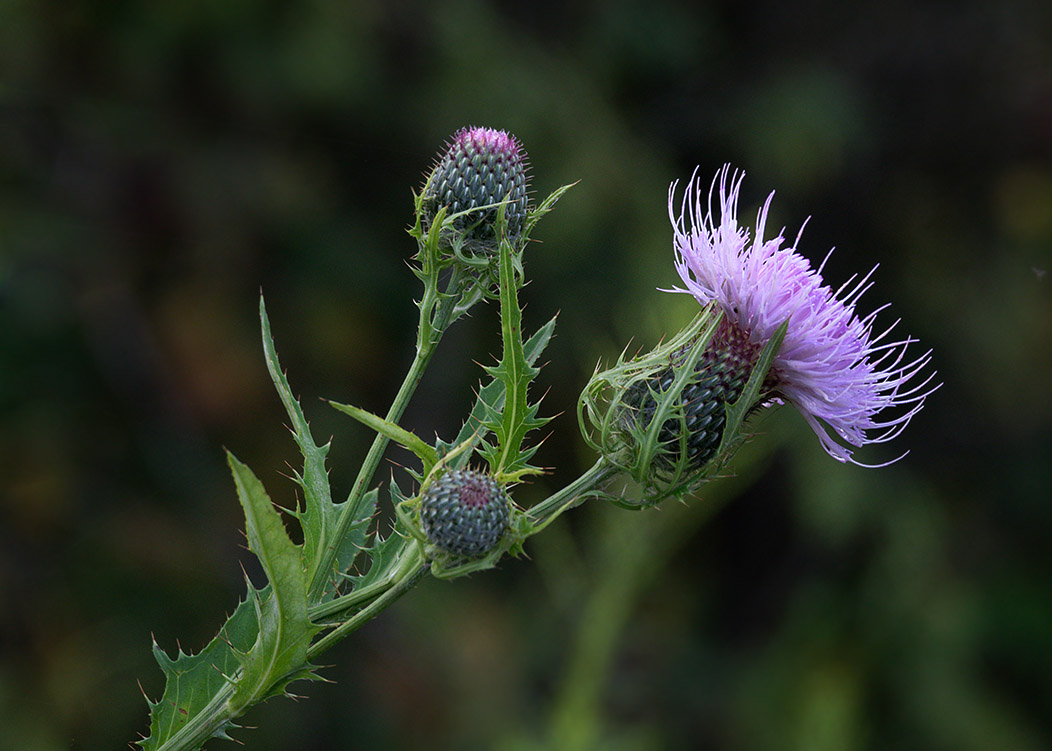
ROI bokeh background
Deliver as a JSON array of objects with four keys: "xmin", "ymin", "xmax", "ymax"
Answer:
[{"xmin": 2, "ymin": 1, "xmax": 1051, "ymax": 749}]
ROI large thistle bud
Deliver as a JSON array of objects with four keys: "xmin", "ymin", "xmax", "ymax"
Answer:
[{"xmin": 420, "ymin": 126, "xmax": 529, "ymax": 256}]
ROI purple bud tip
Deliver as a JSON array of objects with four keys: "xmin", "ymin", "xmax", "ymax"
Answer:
[{"xmin": 453, "ymin": 126, "xmax": 523, "ymax": 158}]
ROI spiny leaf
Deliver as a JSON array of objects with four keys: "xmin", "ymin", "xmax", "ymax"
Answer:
[
  {"xmin": 343, "ymin": 528, "xmax": 408, "ymax": 592},
  {"xmin": 226, "ymin": 453, "xmax": 319, "ymax": 713},
  {"xmin": 524, "ymin": 181, "xmax": 578, "ymax": 235},
  {"xmin": 260, "ymin": 296, "xmax": 374, "ymax": 599},
  {"xmin": 478, "ymin": 234, "xmax": 550, "ymax": 480},
  {"xmin": 437, "ymin": 315, "xmax": 556, "ymax": 470},
  {"xmin": 259, "ymin": 297, "xmax": 332, "ymax": 584},
  {"xmin": 139, "ymin": 596, "xmax": 259, "ymax": 750}
]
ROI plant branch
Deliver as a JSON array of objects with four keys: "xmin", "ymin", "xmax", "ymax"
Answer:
[
  {"xmin": 307, "ymin": 270, "xmax": 462, "ymax": 598},
  {"xmin": 308, "ymin": 544, "xmax": 428, "ymax": 659}
]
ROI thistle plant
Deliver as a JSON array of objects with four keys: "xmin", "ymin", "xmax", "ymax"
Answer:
[{"xmin": 135, "ymin": 134, "xmax": 937, "ymax": 749}]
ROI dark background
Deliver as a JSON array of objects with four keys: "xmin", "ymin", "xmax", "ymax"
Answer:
[{"xmin": 2, "ymin": 1, "xmax": 1050, "ymax": 749}]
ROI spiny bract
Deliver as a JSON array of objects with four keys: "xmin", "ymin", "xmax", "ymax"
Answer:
[{"xmin": 622, "ymin": 319, "xmax": 762, "ymax": 474}]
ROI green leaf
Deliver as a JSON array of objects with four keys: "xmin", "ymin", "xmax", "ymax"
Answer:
[
  {"xmin": 328, "ymin": 400, "xmax": 439, "ymax": 470},
  {"xmin": 344, "ymin": 528, "xmax": 408, "ymax": 592},
  {"xmin": 478, "ymin": 235, "xmax": 551, "ymax": 480},
  {"xmin": 524, "ymin": 182, "xmax": 578, "ymax": 236},
  {"xmin": 260, "ymin": 296, "xmax": 375, "ymax": 599},
  {"xmin": 226, "ymin": 453, "xmax": 319, "ymax": 712},
  {"xmin": 139, "ymin": 596, "xmax": 260, "ymax": 750},
  {"xmin": 439, "ymin": 315, "xmax": 557, "ymax": 470}
]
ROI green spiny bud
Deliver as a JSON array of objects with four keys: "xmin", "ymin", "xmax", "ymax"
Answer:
[
  {"xmin": 420, "ymin": 469, "xmax": 511, "ymax": 559},
  {"xmin": 421, "ymin": 126, "xmax": 529, "ymax": 255}
]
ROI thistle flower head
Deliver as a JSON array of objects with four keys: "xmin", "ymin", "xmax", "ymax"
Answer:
[
  {"xmin": 578, "ymin": 307, "xmax": 782, "ymax": 505},
  {"xmin": 420, "ymin": 469, "xmax": 511, "ymax": 559},
  {"xmin": 421, "ymin": 126, "xmax": 530, "ymax": 256},
  {"xmin": 667, "ymin": 166, "xmax": 938, "ymax": 466}
]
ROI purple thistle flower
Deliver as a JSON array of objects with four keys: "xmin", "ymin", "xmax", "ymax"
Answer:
[{"xmin": 667, "ymin": 166, "xmax": 938, "ymax": 467}]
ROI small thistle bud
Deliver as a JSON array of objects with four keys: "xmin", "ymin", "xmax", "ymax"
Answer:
[
  {"xmin": 421, "ymin": 126, "xmax": 529, "ymax": 255},
  {"xmin": 420, "ymin": 469, "xmax": 511, "ymax": 559}
]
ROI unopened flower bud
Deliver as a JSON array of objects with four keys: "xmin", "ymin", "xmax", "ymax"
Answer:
[
  {"xmin": 420, "ymin": 469, "xmax": 511, "ymax": 559},
  {"xmin": 421, "ymin": 126, "xmax": 529, "ymax": 255}
]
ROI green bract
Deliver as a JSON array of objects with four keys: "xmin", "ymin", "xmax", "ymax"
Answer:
[{"xmin": 622, "ymin": 316, "xmax": 763, "ymax": 473}]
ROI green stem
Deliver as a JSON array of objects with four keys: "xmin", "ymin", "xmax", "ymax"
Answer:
[
  {"xmin": 308, "ymin": 574, "xmax": 400, "ymax": 623},
  {"xmin": 308, "ymin": 270, "xmax": 462, "ymax": 598},
  {"xmin": 308, "ymin": 544, "xmax": 428, "ymax": 659},
  {"xmin": 547, "ymin": 443, "xmax": 775, "ymax": 750},
  {"xmin": 527, "ymin": 458, "xmax": 616, "ymax": 525}
]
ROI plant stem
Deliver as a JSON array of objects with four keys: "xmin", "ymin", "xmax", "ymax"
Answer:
[
  {"xmin": 308, "ymin": 544, "xmax": 428, "ymax": 659},
  {"xmin": 308, "ymin": 270, "xmax": 462, "ymax": 598},
  {"xmin": 527, "ymin": 458, "xmax": 616, "ymax": 525},
  {"xmin": 547, "ymin": 442, "xmax": 775, "ymax": 750},
  {"xmin": 308, "ymin": 573, "xmax": 400, "ymax": 623}
]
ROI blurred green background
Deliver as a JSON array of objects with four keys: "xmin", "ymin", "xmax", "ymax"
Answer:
[{"xmin": 2, "ymin": 1, "xmax": 1050, "ymax": 749}]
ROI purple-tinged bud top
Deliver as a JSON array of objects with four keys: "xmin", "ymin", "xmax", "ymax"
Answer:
[
  {"xmin": 420, "ymin": 469, "xmax": 511, "ymax": 558},
  {"xmin": 421, "ymin": 126, "xmax": 529, "ymax": 254}
]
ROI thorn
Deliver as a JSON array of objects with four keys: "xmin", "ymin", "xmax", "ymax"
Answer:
[{"xmin": 137, "ymin": 679, "xmax": 152, "ymax": 703}]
